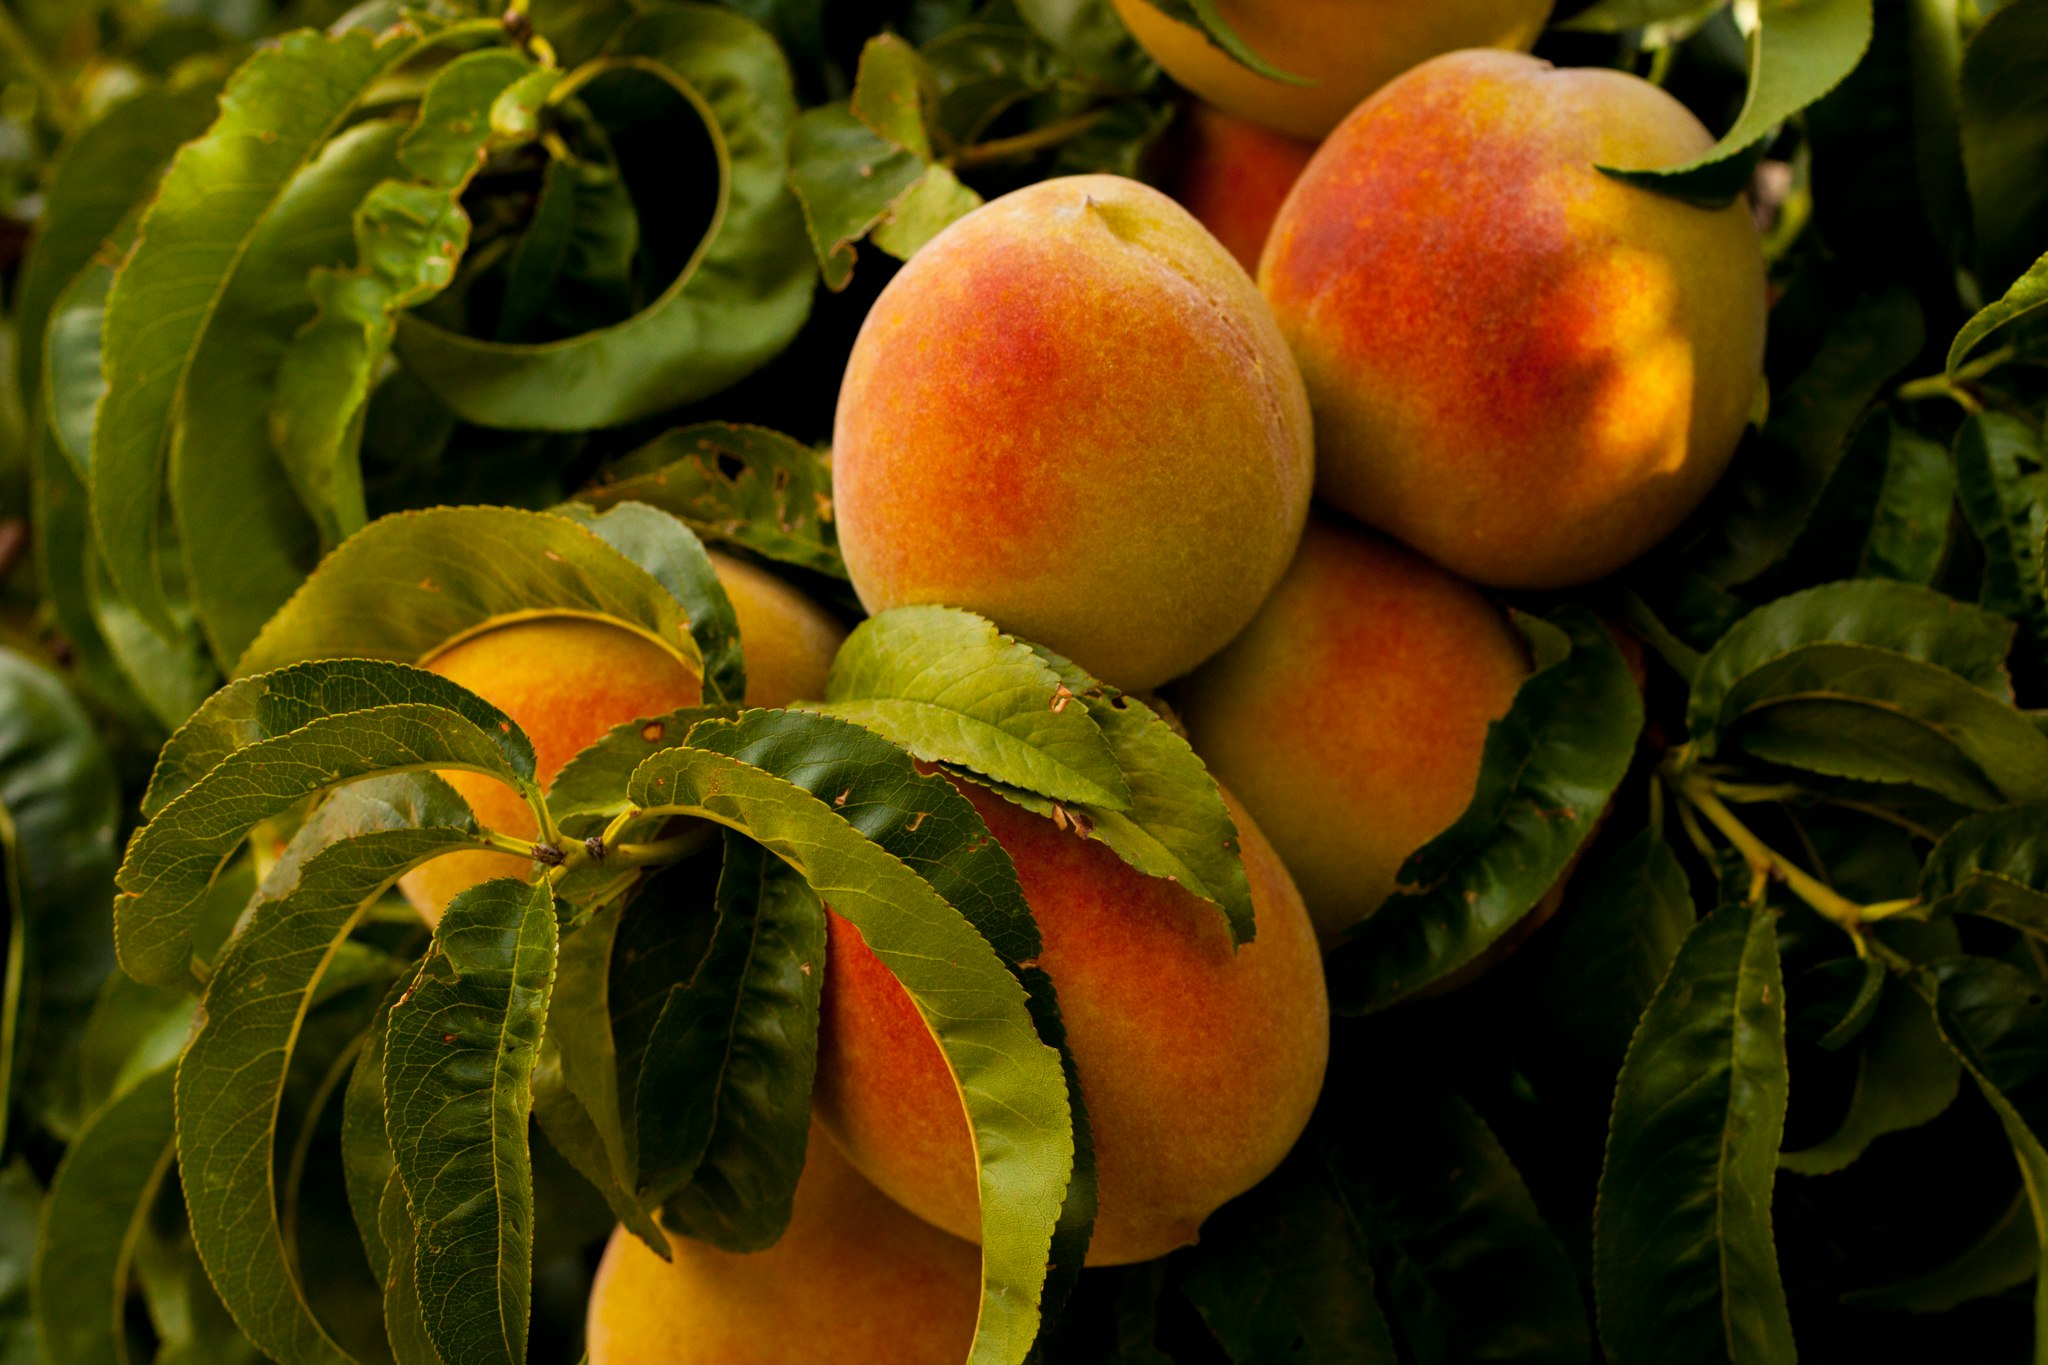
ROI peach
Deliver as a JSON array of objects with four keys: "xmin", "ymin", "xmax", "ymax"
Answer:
[
  {"xmin": 1112, "ymin": 0, "xmax": 1554, "ymax": 140},
  {"xmin": 1161, "ymin": 102, "xmax": 1317, "ymax": 274},
  {"xmin": 585, "ymin": 1133, "xmax": 979, "ymax": 1365},
  {"xmin": 815, "ymin": 779, "xmax": 1328, "ymax": 1266},
  {"xmin": 400, "ymin": 552, "xmax": 846, "ymax": 920},
  {"xmin": 1260, "ymin": 50, "xmax": 1767, "ymax": 588},
  {"xmin": 832, "ymin": 174, "xmax": 1313, "ymax": 693},
  {"xmin": 1173, "ymin": 515, "xmax": 1529, "ymax": 944}
]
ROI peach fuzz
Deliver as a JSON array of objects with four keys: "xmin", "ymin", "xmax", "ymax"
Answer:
[
  {"xmin": 1161, "ymin": 102, "xmax": 1317, "ymax": 274},
  {"xmin": 585, "ymin": 1133, "xmax": 979, "ymax": 1365},
  {"xmin": 1260, "ymin": 50, "xmax": 1766, "ymax": 589},
  {"xmin": 815, "ymin": 779, "xmax": 1328, "ymax": 1266},
  {"xmin": 399, "ymin": 552, "xmax": 847, "ymax": 921},
  {"xmin": 831, "ymin": 174, "xmax": 1313, "ymax": 693},
  {"xmin": 1174, "ymin": 516, "xmax": 1529, "ymax": 944},
  {"xmin": 1111, "ymin": 0, "xmax": 1554, "ymax": 141}
]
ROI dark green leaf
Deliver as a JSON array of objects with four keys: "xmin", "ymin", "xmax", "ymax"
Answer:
[
  {"xmin": 1141, "ymin": 0, "xmax": 1306, "ymax": 84},
  {"xmin": 1601, "ymin": 0, "xmax": 1873, "ymax": 204},
  {"xmin": 0, "ymin": 1163, "xmax": 37, "ymax": 1365},
  {"xmin": 176, "ymin": 775, "xmax": 484, "ymax": 1364},
  {"xmin": 549, "ymin": 501, "xmax": 744, "ymax": 705},
  {"xmin": 384, "ymin": 877, "xmax": 556, "ymax": 1365},
  {"xmin": 580, "ymin": 423, "xmax": 842, "ymax": 578},
  {"xmin": 1780, "ymin": 978, "xmax": 1960, "ymax": 1174},
  {"xmin": 1958, "ymin": 0, "xmax": 2048, "ymax": 291},
  {"xmin": 1594, "ymin": 893, "xmax": 1795, "ymax": 1365},
  {"xmin": 1842, "ymin": 1188, "xmax": 2038, "ymax": 1312},
  {"xmin": 1534, "ymin": 825, "xmax": 1697, "ymax": 1078},
  {"xmin": 1921, "ymin": 803, "xmax": 2048, "ymax": 932},
  {"xmin": 341, "ymin": 979, "xmax": 408, "ymax": 1290},
  {"xmin": 0, "ymin": 649, "xmax": 122, "ymax": 1150},
  {"xmin": 1952, "ymin": 412, "xmax": 2048, "ymax": 635},
  {"xmin": 1561, "ymin": 0, "xmax": 1729, "ymax": 33},
  {"xmin": 1685, "ymin": 288, "xmax": 1924, "ymax": 588},
  {"xmin": 392, "ymin": 6, "xmax": 815, "ymax": 429},
  {"xmin": 819, "ymin": 606, "xmax": 1131, "ymax": 810},
  {"xmin": 545, "ymin": 705, "xmax": 741, "ymax": 830},
  {"xmin": 652, "ymin": 834, "xmax": 826, "ymax": 1250},
  {"xmin": 33, "ymin": 1065, "xmax": 178, "ymax": 1365},
  {"xmin": 1326, "ymin": 608, "xmax": 1641, "ymax": 1013},
  {"xmin": 1857, "ymin": 422, "xmax": 1956, "ymax": 584},
  {"xmin": 376, "ymin": 1173, "xmax": 439, "ymax": 1365}
]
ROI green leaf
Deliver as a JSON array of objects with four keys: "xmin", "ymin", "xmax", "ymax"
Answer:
[
  {"xmin": 627, "ymin": 714, "xmax": 1072, "ymax": 1364},
  {"xmin": 1325, "ymin": 608, "xmax": 1641, "ymax": 1014},
  {"xmin": 491, "ymin": 155, "xmax": 637, "ymax": 344},
  {"xmin": 272, "ymin": 49, "xmax": 546, "ymax": 550},
  {"xmin": 1593, "ymin": 893, "xmax": 1795, "ymax": 1365},
  {"xmin": 1926, "ymin": 954, "xmax": 2048, "ymax": 1345},
  {"xmin": 143, "ymin": 656, "xmax": 536, "ymax": 820},
  {"xmin": 0, "ymin": 649, "xmax": 123, "ymax": 1151},
  {"xmin": 32, "ymin": 1065, "xmax": 178, "ymax": 1365},
  {"xmin": 1011, "ymin": 0, "xmax": 1155, "ymax": 90},
  {"xmin": 1952, "ymin": 412, "xmax": 2048, "ymax": 634},
  {"xmin": 91, "ymin": 23, "xmax": 444, "ymax": 634},
  {"xmin": 1692, "ymin": 578, "xmax": 2022, "ymax": 720},
  {"xmin": 384, "ymin": 877, "xmax": 556, "ymax": 1365},
  {"xmin": 76, "ymin": 973, "xmax": 196, "ymax": 1131},
  {"xmin": 818, "ymin": 606, "xmax": 1131, "ymax": 810},
  {"xmin": 984, "ymin": 643, "xmax": 1255, "ymax": 945},
  {"xmin": 649, "ymin": 834, "xmax": 826, "ymax": 1250},
  {"xmin": 1177, "ymin": 1146, "xmax": 1401, "ymax": 1365},
  {"xmin": 787, "ymin": 34, "xmax": 983, "ymax": 289},
  {"xmin": 116, "ymin": 662, "xmax": 538, "ymax": 986},
  {"xmin": 1949, "ymin": 249, "xmax": 2048, "ymax": 376},
  {"xmin": 1779, "ymin": 978, "xmax": 1960, "ymax": 1174},
  {"xmin": 1921, "ymin": 803, "xmax": 2048, "ymax": 932},
  {"xmin": 12, "ymin": 80, "xmax": 223, "ymax": 417},
  {"xmin": 392, "ymin": 5, "xmax": 815, "ymax": 430},
  {"xmin": 174, "ymin": 118, "xmax": 407, "ymax": 671},
  {"xmin": 549, "ymin": 502, "xmax": 744, "ymax": 705},
  {"xmin": 1958, "ymin": 0, "xmax": 2048, "ymax": 292},
  {"xmin": 27, "ymin": 426, "xmax": 152, "ymax": 729},
  {"xmin": 1908, "ymin": 0, "xmax": 1972, "ymax": 263},
  {"xmin": 1601, "ymin": 0, "xmax": 1873, "ymax": 204},
  {"xmin": 579, "ymin": 422, "xmax": 843, "ymax": 579},
  {"xmin": 1533, "ymin": 825, "xmax": 1697, "ymax": 1079},
  {"xmin": 42, "ymin": 215, "xmax": 126, "ymax": 482},
  {"xmin": 545, "ymin": 704, "xmax": 742, "ymax": 829},
  {"xmin": 235, "ymin": 506, "xmax": 700, "ymax": 683},
  {"xmin": 177, "ymin": 775, "xmax": 485, "ymax": 1365}
]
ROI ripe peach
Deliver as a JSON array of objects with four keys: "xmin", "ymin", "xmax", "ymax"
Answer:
[
  {"xmin": 400, "ymin": 552, "xmax": 846, "ymax": 920},
  {"xmin": 585, "ymin": 1134, "xmax": 978, "ymax": 1365},
  {"xmin": 1111, "ymin": 0, "xmax": 1554, "ymax": 140},
  {"xmin": 1161, "ymin": 102, "xmax": 1317, "ymax": 274},
  {"xmin": 1260, "ymin": 50, "xmax": 1767, "ymax": 588},
  {"xmin": 815, "ymin": 780, "xmax": 1328, "ymax": 1266},
  {"xmin": 1174, "ymin": 515, "xmax": 1529, "ymax": 944},
  {"xmin": 832, "ymin": 174, "xmax": 1313, "ymax": 693}
]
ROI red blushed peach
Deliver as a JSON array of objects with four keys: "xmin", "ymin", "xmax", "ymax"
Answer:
[
  {"xmin": 585, "ymin": 1133, "xmax": 979, "ymax": 1365},
  {"xmin": 1112, "ymin": 0, "xmax": 1554, "ymax": 141},
  {"xmin": 1174, "ymin": 515, "xmax": 1529, "ymax": 944},
  {"xmin": 832, "ymin": 174, "xmax": 1313, "ymax": 693},
  {"xmin": 1161, "ymin": 102, "xmax": 1318, "ymax": 274},
  {"xmin": 1261, "ymin": 50, "xmax": 1767, "ymax": 588},
  {"xmin": 399, "ymin": 553, "xmax": 846, "ymax": 922},
  {"xmin": 814, "ymin": 780, "xmax": 1328, "ymax": 1266}
]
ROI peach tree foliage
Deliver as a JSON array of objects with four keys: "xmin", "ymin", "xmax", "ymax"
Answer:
[{"xmin": 0, "ymin": 0, "xmax": 2045, "ymax": 1364}]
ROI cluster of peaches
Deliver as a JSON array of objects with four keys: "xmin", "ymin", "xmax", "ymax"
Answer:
[{"xmin": 409, "ymin": 3, "xmax": 1768, "ymax": 1359}]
